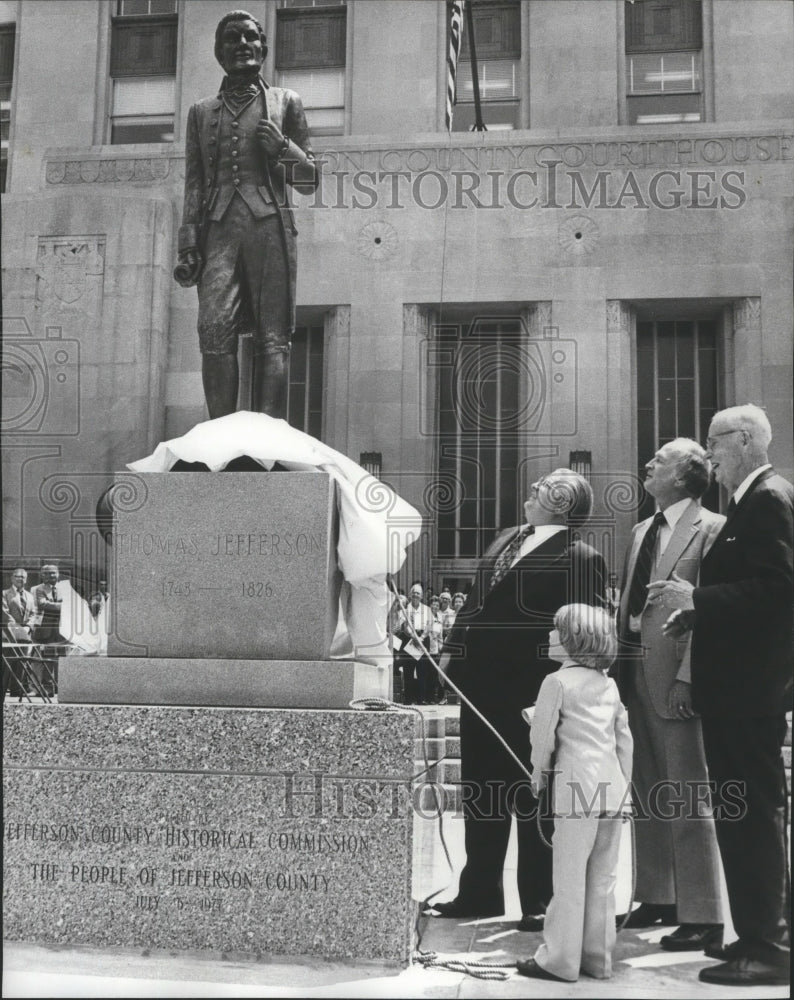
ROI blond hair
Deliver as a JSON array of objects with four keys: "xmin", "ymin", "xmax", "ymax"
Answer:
[{"xmin": 554, "ymin": 604, "xmax": 616, "ymax": 672}]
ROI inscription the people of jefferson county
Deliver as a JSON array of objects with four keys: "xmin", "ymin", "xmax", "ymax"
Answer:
[
  {"xmin": 115, "ymin": 532, "xmax": 324, "ymax": 558},
  {"xmin": 5, "ymin": 821, "xmax": 372, "ymax": 911}
]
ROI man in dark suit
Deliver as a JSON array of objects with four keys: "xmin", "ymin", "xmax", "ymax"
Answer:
[
  {"xmin": 650, "ymin": 404, "xmax": 792, "ymax": 987},
  {"xmin": 33, "ymin": 564, "xmax": 64, "ymax": 645},
  {"xmin": 430, "ymin": 469, "xmax": 606, "ymax": 929},
  {"xmin": 174, "ymin": 9, "xmax": 319, "ymax": 418}
]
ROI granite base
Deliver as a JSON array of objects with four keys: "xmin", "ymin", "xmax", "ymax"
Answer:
[
  {"xmin": 58, "ymin": 656, "xmax": 389, "ymax": 708},
  {"xmin": 3, "ymin": 704, "xmax": 417, "ymax": 964}
]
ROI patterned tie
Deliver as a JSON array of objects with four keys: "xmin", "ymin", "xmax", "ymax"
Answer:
[
  {"xmin": 627, "ymin": 511, "xmax": 667, "ymax": 618},
  {"xmin": 19, "ymin": 591, "xmax": 26, "ymax": 612},
  {"xmin": 489, "ymin": 525, "xmax": 535, "ymax": 591}
]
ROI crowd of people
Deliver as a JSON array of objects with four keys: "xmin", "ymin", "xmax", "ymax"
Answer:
[
  {"xmin": 387, "ymin": 584, "xmax": 466, "ymax": 705},
  {"xmin": 2, "ymin": 565, "xmax": 109, "ymax": 698},
  {"xmin": 422, "ymin": 404, "xmax": 791, "ymax": 990}
]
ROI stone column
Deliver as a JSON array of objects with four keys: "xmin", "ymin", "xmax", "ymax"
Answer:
[
  {"xmin": 323, "ymin": 305, "xmax": 352, "ymax": 453},
  {"xmin": 731, "ymin": 297, "xmax": 762, "ymax": 404},
  {"xmin": 604, "ymin": 300, "xmax": 640, "ymax": 564}
]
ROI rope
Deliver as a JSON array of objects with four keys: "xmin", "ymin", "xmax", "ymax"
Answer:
[{"xmin": 415, "ymin": 951, "xmax": 515, "ymax": 981}]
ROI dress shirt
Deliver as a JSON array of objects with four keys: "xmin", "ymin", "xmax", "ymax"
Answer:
[
  {"xmin": 628, "ymin": 499, "xmax": 690, "ymax": 633},
  {"xmin": 732, "ymin": 463, "xmax": 772, "ymax": 506},
  {"xmin": 655, "ymin": 497, "xmax": 691, "ymax": 559},
  {"xmin": 510, "ymin": 524, "xmax": 567, "ymax": 570}
]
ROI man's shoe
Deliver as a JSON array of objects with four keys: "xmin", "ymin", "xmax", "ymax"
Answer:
[
  {"xmin": 698, "ymin": 956, "xmax": 790, "ymax": 986},
  {"xmin": 660, "ymin": 924, "xmax": 723, "ymax": 951},
  {"xmin": 617, "ymin": 903, "xmax": 677, "ymax": 928},
  {"xmin": 515, "ymin": 958, "xmax": 569, "ymax": 982},
  {"xmin": 516, "ymin": 913, "xmax": 546, "ymax": 932},
  {"xmin": 704, "ymin": 938, "xmax": 745, "ymax": 961},
  {"xmin": 426, "ymin": 898, "xmax": 504, "ymax": 919}
]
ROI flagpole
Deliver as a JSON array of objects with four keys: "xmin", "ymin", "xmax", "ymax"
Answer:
[{"xmin": 465, "ymin": 0, "xmax": 486, "ymax": 132}]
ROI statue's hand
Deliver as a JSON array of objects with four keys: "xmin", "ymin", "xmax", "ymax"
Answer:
[
  {"xmin": 174, "ymin": 248, "xmax": 203, "ymax": 288},
  {"xmin": 257, "ymin": 119, "xmax": 288, "ymax": 159}
]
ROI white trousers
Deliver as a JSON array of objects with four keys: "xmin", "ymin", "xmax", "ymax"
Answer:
[{"xmin": 534, "ymin": 815, "xmax": 622, "ymax": 981}]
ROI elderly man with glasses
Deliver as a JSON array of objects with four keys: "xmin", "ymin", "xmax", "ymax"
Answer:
[
  {"xmin": 428, "ymin": 469, "xmax": 606, "ymax": 931},
  {"xmin": 649, "ymin": 404, "xmax": 792, "ymax": 987}
]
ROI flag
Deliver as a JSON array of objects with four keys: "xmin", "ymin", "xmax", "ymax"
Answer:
[{"xmin": 446, "ymin": 0, "xmax": 465, "ymax": 131}]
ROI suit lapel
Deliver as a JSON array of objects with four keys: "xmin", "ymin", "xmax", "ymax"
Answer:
[
  {"xmin": 508, "ymin": 528, "xmax": 569, "ymax": 586},
  {"xmin": 703, "ymin": 467, "xmax": 774, "ymax": 559},
  {"xmin": 265, "ymin": 86, "xmax": 281, "ymax": 126},
  {"xmin": 654, "ymin": 500, "xmax": 700, "ymax": 581}
]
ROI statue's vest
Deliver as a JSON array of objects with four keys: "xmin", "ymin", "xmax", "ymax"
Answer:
[{"xmin": 208, "ymin": 94, "xmax": 278, "ymax": 223}]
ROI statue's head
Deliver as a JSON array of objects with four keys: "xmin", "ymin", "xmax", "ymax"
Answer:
[{"xmin": 215, "ymin": 10, "xmax": 267, "ymax": 75}]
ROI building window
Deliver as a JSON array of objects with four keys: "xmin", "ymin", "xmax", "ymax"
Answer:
[
  {"xmin": 0, "ymin": 23, "xmax": 15, "ymax": 192},
  {"xmin": 452, "ymin": 0, "xmax": 521, "ymax": 132},
  {"xmin": 276, "ymin": 0, "xmax": 346, "ymax": 137},
  {"xmin": 288, "ymin": 325, "xmax": 324, "ymax": 439},
  {"xmin": 436, "ymin": 318, "xmax": 523, "ymax": 558},
  {"xmin": 109, "ymin": 0, "xmax": 178, "ymax": 144},
  {"xmin": 636, "ymin": 318, "xmax": 719, "ymax": 519},
  {"xmin": 626, "ymin": 0, "xmax": 703, "ymax": 125}
]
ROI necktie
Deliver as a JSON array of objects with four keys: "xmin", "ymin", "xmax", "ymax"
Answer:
[
  {"xmin": 627, "ymin": 511, "xmax": 667, "ymax": 618},
  {"xmin": 727, "ymin": 497, "xmax": 737, "ymax": 515},
  {"xmin": 489, "ymin": 525, "xmax": 535, "ymax": 591},
  {"xmin": 51, "ymin": 586, "xmax": 57, "ymax": 601},
  {"xmin": 20, "ymin": 591, "xmax": 26, "ymax": 612}
]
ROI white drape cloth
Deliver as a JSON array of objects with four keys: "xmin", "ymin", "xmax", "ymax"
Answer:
[
  {"xmin": 127, "ymin": 412, "xmax": 423, "ymax": 666},
  {"xmin": 59, "ymin": 581, "xmax": 108, "ymax": 654}
]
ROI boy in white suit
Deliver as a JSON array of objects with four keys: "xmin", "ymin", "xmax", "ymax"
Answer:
[{"xmin": 517, "ymin": 604, "xmax": 633, "ymax": 982}]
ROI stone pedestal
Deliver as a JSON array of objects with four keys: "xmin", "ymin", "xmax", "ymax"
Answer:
[
  {"xmin": 58, "ymin": 656, "xmax": 389, "ymax": 708},
  {"xmin": 3, "ymin": 704, "xmax": 417, "ymax": 964},
  {"xmin": 107, "ymin": 472, "xmax": 341, "ymax": 661},
  {"xmin": 5, "ymin": 468, "xmax": 413, "ymax": 964}
]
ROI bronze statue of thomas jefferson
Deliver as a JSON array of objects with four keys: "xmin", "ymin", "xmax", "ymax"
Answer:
[{"xmin": 175, "ymin": 9, "xmax": 320, "ymax": 419}]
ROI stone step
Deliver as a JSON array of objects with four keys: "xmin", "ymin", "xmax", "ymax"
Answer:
[
  {"xmin": 414, "ymin": 781, "xmax": 461, "ymax": 814},
  {"xmin": 782, "ymin": 744, "xmax": 791, "ymax": 769},
  {"xmin": 414, "ymin": 714, "xmax": 446, "ymax": 738},
  {"xmin": 445, "ymin": 714, "xmax": 460, "ymax": 737},
  {"xmin": 786, "ymin": 713, "xmax": 792, "ymax": 747},
  {"xmin": 444, "ymin": 760, "xmax": 461, "ymax": 784},
  {"xmin": 445, "ymin": 735, "xmax": 460, "ymax": 758},
  {"xmin": 414, "ymin": 737, "xmax": 445, "ymax": 761}
]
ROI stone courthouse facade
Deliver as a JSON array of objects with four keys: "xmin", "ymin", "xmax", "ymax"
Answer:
[{"xmin": 2, "ymin": 0, "xmax": 792, "ymax": 592}]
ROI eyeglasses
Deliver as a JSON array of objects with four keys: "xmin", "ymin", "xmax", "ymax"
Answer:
[
  {"xmin": 706, "ymin": 428, "xmax": 746, "ymax": 450},
  {"xmin": 528, "ymin": 480, "xmax": 545, "ymax": 498}
]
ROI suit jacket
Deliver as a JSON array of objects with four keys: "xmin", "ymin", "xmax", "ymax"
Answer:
[
  {"xmin": 527, "ymin": 665, "xmax": 633, "ymax": 816},
  {"xmin": 32, "ymin": 582, "xmax": 64, "ymax": 642},
  {"xmin": 444, "ymin": 527, "xmax": 606, "ymax": 711},
  {"xmin": 690, "ymin": 468, "xmax": 794, "ymax": 717},
  {"xmin": 617, "ymin": 500, "xmax": 725, "ymax": 718},
  {"xmin": 2, "ymin": 587, "xmax": 36, "ymax": 627},
  {"xmin": 179, "ymin": 80, "xmax": 319, "ymax": 254}
]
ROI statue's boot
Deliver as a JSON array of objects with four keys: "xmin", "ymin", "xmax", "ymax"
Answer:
[
  {"xmin": 253, "ymin": 351, "xmax": 288, "ymax": 419},
  {"xmin": 202, "ymin": 354, "xmax": 239, "ymax": 418}
]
